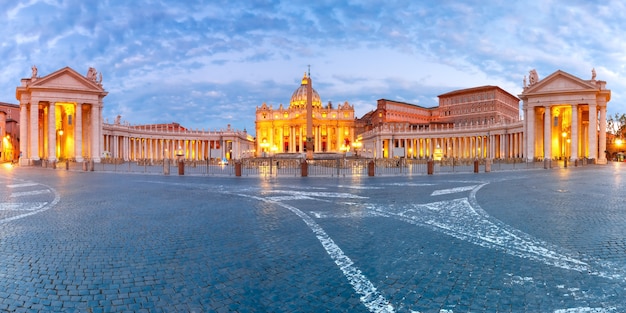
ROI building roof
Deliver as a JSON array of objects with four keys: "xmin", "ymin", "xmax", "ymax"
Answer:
[
  {"xmin": 437, "ymin": 85, "xmax": 518, "ymax": 99},
  {"xmin": 377, "ymin": 99, "xmax": 434, "ymax": 109}
]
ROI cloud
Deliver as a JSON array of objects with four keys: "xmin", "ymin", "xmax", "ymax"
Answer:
[{"xmin": 2, "ymin": 0, "xmax": 626, "ymax": 133}]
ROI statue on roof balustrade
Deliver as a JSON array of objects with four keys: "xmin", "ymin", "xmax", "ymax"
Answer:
[{"xmin": 528, "ymin": 69, "xmax": 539, "ymax": 86}]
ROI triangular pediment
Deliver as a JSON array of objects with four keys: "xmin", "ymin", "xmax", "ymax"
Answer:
[
  {"xmin": 522, "ymin": 70, "xmax": 596, "ymax": 96},
  {"xmin": 30, "ymin": 67, "xmax": 104, "ymax": 92}
]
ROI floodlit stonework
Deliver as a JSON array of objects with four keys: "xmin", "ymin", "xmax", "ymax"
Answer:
[
  {"xmin": 14, "ymin": 66, "xmax": 254, "ymax": 165},
  {"xmin": 357, "ymin": 86, "xmax": 523, "ymax": 159},
  {"xmin": 16, "ymin": 66, "xmax": 107, "ymax": 166},
  {"xmin": 519, "ymin": 69, "xmax": 610, "ymax": 163},
  {"xmin": 255, "ymin": 72, "xmax": 355, "ymax": 157},
  {"xmin": 0, "ymin": 101, "xmax": 19, "ymax": 162},
  {"xmin": 10, "ymin": 66, "xmax": 610, "ymax": 165}
]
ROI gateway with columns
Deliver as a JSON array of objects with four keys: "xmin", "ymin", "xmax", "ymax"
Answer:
[
  {"xmin": 14, "ymin": 66, "xmax": 609, "ymax": 165},
  {"xmin": 16, "ymin": 66, "xmax": 254, "ymax": 166},
  {"xmin": 520, "ymin": 69, "xmax": 610, "ymax": 163},
  {"xmin": 16, "ymin": 66, "xmax": 106, "ymax": 166}
]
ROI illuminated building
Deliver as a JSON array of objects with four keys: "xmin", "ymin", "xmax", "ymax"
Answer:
[
  {"xmin": 357, "ymin": 87, "xmax": 523, "ymax": 159},
  {"xmin": 0, "ymin": 101, "xmax": 19, "ymax": 162},
  {"xmin": 101, "ymin": 121, "xmax": 254, "ymax": 162},
  {"xmin": 12, "ymin": 66, "xmax": 610, "ymax": 166},
  {"xmin": 357, "ymin": 69, "xmax": 609, "ymax": 162},
  {"xmin": 519, "ymin": 69, "xmax": 610, "ymax": 163},
  {"xmin": 255, "ymin": 72, "xmax": 355, "ymax": 156},
  {"xmin": 16, "ymin": 66, "xmax": 107, "ymax": 166},
  {"xmin": 15, "ymin": 66, "xmax": 253, "ymax": 165}
]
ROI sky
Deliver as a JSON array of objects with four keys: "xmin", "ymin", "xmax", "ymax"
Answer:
[{"xmin": 2, "ymin": 0, "xmax": 626, "ymax": 136}]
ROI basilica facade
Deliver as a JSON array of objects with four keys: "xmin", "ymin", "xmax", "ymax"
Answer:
[{"xmin": 255, "ymin": 72, "xmax": 355, "ymax": 156}]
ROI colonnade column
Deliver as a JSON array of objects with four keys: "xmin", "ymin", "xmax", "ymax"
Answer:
[
  {"xmin": 91, "ymin": 104, "xmax": 101, "ymax": 162},
  {"xmin": 598, "ymin": 105, "xmax": 607, "ymax": 163},
  {"xmin": 543, "ymin": 106, "xmax": 552, "ymax": 160},
  {"xmin": 29, "ymin": 99, "xmax": 40, "ymax": 161},
  {"xmin": 75, "ymin": 104, "xmax": 83, "ymax": 162},
  {"xmin": 19, "ymin": 102, "xmax": 28, "ymax": 164},
  {"xmin": 525, "ymin": 105, "xmax": 535, "ymax": 161},
  {"xmin": 47, "ymin": 102, "xmax": 56, "ymax": 161},
  {"xmin": 570, "ymin": 104, "xmax": 578, "ymax": 160},
  {"xmin": 588, "ymin": 104, "xmax": 597, "ymax": 160}
]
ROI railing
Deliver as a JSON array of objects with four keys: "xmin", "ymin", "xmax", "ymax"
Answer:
[{"xmin": 39, "ymin": 157, "xmax": 595, "ymax": 177}]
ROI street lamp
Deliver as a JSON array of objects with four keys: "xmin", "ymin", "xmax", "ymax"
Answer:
[
  {"xmin": 57, "ymin": 129, "xmax": 64, "ymax": 160},
  {"xmin": 260, "ymin": 141, "xmax": 269, "ymax": 157},
  {"xmin": 352, "ymin": 141, "xmax": 362, "ymax": 157},
  {"xmin": 561, "ymin": 131, "xmax": 567, "ymax": 159},
  {"xmin": 176, "ymin": 145, "xmax": 184, "ymax": 175}
]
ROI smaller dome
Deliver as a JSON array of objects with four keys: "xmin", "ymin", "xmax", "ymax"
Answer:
[{"xmin": 290, "ymin": 72, "xmax": 322, "ymax": 109}]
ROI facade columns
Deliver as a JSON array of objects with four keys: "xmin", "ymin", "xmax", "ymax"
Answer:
[
  {"xmin": 29, "ymin": 99, "xmax": 40, "ymax": 161},
  {"xmin": 570, "ymin": 104, "xmax": 578, "ymax": 160},
  {"xmin": 525, "ymin": 105, "xmax": 535, "ymax": 161},
  {"xmin": 588, "ymin": 104, "xmax": 597, "ymax": 160},
  {"xmin": 75, "ymin": 103, "xmax": 84, "ymax": 162},
  {"xmin": 48, "ymin": 102, "xmax": 56, "ymax": 161},
  {"xmin": 91, "ymin": 104, "xmax": 101, "ymax": 162},
  {"xmin": 599, "ymin": 105, "xmax": 607, "ymax": 163},
  {"xmin": 19, "ymin": 102, "xmax": 28, "ymax": 164},
  {"xmin": 543, "ymin": 106, "xmax": 552, "ymax": 160}
]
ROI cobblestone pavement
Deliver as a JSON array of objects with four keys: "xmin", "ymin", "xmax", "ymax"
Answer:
[{"xmin": 1, "ymin": 162, "xmax": 626, "ymax": 312}]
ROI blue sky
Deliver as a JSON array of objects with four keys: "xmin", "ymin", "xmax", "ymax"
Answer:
[{"xmin": 2, "ymin": 1, "xmax": 625, "ymax": 135}]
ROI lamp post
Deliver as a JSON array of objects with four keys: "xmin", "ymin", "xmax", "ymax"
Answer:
[
  {"xmin": 352, "ymin": 141, "xmax": 362, "ymax": 158},
  {"xmin": 177, "ymin": 145, "xmax": 184, "ymax": 175},
  {"xmin": 561, "ymin": 131, "xmax": 567, "ymax": 160},
  {"xmin": 260, "ymin": 141, "xmax": 269, "ymax": 157},
  {"xmin": 57, "ymin": 129, "xmax": 64, "ymax": 160}
]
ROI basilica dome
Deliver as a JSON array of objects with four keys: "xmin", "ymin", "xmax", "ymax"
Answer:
[{"xmin": 289, "ymin": 72, "xmax": 322, "ymax": 109}]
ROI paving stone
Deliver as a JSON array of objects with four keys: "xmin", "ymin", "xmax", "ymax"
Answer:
[{"xmin": 1, "ymin": 166, "xmax": 626, "ymax": 311}]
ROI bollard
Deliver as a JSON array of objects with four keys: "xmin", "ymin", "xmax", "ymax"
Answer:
[
  {"xmin": 83, "ymin": 161, "xmax": 88, "ymax": 171},
  {"xmin": 163, "ymin": 158, "xmax": 170, "ymax": 175},
  {"xmin": 66, "ymin": 160, "xmax": 69, "ymax": 170},
  {"xmin": 52, "ymin": 161, "xmax": 56, "ymax": 169},
  {"xmin": 564, "ymin": 158, "xmax": 567, "ymax": 168},
  {"xmin": 178, "ymin": 160, "xmax": 184, "ymax": 175},
  {"xmin": 575, "ymin": 159, "xmax": 578, "ymax": 167},
  {"xmin": 427, "ymin": 160, "xmax": 434, "ymax": 175},
  {"xmin": 367, "ymin": 160, "xmax": 375, "ymax": 176},
  {"xmin": 301, "ymin": 160, "xmax": 308, "ymax": 177},
  {"xmin": 485, "ymin": 159, "xmax": 491, "ymax": 173},
  {"xmin": 473, "ymin": 160, "xmax": 479, "ymax": 173},
  {"xmin": 235, "ymin": 161, "xmax": 242, "ymax": 177}
]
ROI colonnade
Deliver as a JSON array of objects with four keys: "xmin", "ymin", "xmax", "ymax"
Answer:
[
  {"xmin": 360, "ymin": 123, "xmax": 524, "ymax": 160},
  {"xmin": 102, "ymin": 124, "xmax": 255, "ymax": 161}
]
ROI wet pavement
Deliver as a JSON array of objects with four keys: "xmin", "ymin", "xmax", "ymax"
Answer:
[{"xmin": 1, "ymin": 163, "xmax": 626, "ymax": 312}]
